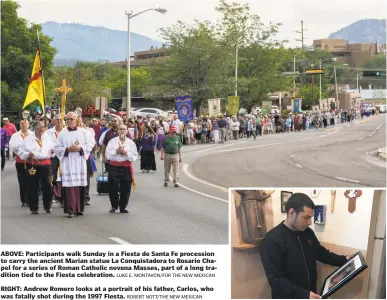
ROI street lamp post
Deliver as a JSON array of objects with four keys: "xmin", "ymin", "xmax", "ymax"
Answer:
[
  {"xmin": 125, "ymin": 8, "xmax": 167, "ymax": 117},
  {"xmin": 356, "ymin": 72, "xmax": 362, "ymax": 94}
]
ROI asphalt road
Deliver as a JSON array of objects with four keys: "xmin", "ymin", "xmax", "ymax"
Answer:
[
  {"xmin": 189, "ymin": 114, "xmax": 386, "ymax": 188},
  {"xmin": 1, "ymin": 153, "xmax": 229, "ymax": 244}
]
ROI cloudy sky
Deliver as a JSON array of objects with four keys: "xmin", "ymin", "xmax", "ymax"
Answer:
[{"xmin": 17, "ymin": 0, "xmax": 386, "ymax": 47}]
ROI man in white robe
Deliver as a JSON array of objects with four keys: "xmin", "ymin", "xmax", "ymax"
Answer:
[
  {"xmin": 19, "ymin": 121, "xmax": 54, "ymax": 214},
  {"xmin": 47, "ymin": 114, "xmax": 63, "ymax": 204},
  {"xmin": 9, "ymin": 119, "xmax": 33, "ymax": 206},
  {"xmin": 54, "ymin": 112, "xmax": 95, "ymax": 218},
  {"xmin": 105, "ymin": 124, "xmax": 138, "ymax": 213}
]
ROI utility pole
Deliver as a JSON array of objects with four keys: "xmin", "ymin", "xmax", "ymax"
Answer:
[
  {"xmin": 293, "ymin": 55, "xmax": 296, "ymax": 97},
  {"xmin": 319, "ymin": 60, "xmax": 322, "ymax": 101},
  {"xmin": 235, "ymin": 43, "xmax": 238, "ymax": 97},
  {"xmin": 295, "ymin": 20, "xmax": 307, "ymax": 51}
]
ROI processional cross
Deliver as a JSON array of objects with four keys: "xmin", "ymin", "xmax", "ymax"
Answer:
[
  {"xmin": 55, "ymin": 79, "xmax": 73, "ymax": 121},
  {"xmin": 344, "ymin": 190, "xmax": 362, "ymax": 213}
]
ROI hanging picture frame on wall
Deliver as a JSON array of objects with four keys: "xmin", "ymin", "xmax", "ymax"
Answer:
[
  {"xmin": 314, "ymin": 205, "xmax": 326, "ymax": 225},
  {"xmin": 281, "ymin": 191, "xmax": 293, "ymax": 213}
]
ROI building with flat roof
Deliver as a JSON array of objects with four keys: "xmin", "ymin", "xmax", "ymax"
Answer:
[
  {"xmin": 313, "ymin": 39, "xmax": 386, "ymax": 68},
  {"xmin": 111, "ymin": 47, "xmax": 171, "ymax": 69}
]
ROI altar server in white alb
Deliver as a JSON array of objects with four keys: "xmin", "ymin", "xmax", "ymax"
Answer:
[
  {"xmin": 105, "ymin": 124, "xmax": 138, "ymax": 213},
  {"xmin": 54, "ymin": 112, "xmax": 95, "ymax": 218},
  {"xmin": 9, "ymin": 119, "xmax": 33, "ymax": 207},
  {"xmin": 19, "ymin": 121, "xmax": 55, "ymax": 214}
]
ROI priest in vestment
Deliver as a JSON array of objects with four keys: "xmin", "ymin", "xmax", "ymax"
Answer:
[{"xmin": 54, "ymin": 112, "xmax": 95, "ymax": 218}]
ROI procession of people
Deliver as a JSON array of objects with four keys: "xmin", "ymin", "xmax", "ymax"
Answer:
[{"xmin": 0, "ymin": 104, "xmax": 381, "ymax": 218}]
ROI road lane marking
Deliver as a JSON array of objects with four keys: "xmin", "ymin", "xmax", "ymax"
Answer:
[
  {"xmin": 182, "ymin": 164, "xmax": 228, "ymax": 192},
  {"xmin": 110, "ymin": 237, "xmax": 132, "ymax": 244},
  {"xmin": 179, "ymin": 183, "xmax": 228, "ymax": 203},
  {"xmin": 334, "ymin": 177, "xmax": 361, "ymax": 184}
]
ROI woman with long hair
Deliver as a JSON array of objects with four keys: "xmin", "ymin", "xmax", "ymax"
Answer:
[{"xmin": 140, "ymin": 125, "xmax": 156, "ymax": 172}]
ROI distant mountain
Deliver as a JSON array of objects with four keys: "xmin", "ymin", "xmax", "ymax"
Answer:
[
  {"xmin": 41, "ymin": 22, "xmax": 163, "ymax": 65},
  {"xmin": 328, "ymin": 19, "xmax": 386, "ymax": 44}
]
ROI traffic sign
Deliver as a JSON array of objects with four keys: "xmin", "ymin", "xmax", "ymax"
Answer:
[{"xmin": 304, "ymin": 69, "xmax": 324, "ymax": 75}]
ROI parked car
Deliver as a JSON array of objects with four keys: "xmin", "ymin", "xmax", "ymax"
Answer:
[{"xmin": 132, "ymin": 108, "xmax": 168, "ymax": 118}]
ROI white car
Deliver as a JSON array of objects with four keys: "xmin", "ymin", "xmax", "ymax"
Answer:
[{"xmin": 132, "ymin": 108, "xmax": 169, "ymax": 118}]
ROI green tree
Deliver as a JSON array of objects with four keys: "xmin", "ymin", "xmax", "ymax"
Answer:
[
  {"xmin": 1, "ymin": 0, "xmax": 56, "ymax": 112},
  {"xmin": 103, "ymin": 66, "xmax": 151, "ymax": 97},
  {"xmin": 53, "ymin": 63, "xmax": 110, "ymax": 108},
  {"xmin": 238, "ymin": 46, "xmax": 293, "ymax": 112},
  {"xmin": 152, "ymin": 20, "xmax": 231, "ymax": 112},
  {"xmin": 215, "ymin": 0, "xmax": 290, "ymax": 112}
]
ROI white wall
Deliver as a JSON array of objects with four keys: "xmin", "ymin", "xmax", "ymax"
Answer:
[{"xmin": 270, "ymin": 189, "xmax": 374, "ymax": 251}]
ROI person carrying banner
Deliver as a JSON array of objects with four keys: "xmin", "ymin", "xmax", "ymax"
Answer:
[
  {"xmin": 54, "ymin": 112, "xmax": 95, "ymax": 218},
  {"xmin": 105, "ymin": 124, "xmax": 138, "ymax": 213},
  {"xmin": 9, "ymin": 119, "xmax": 33, "ymax": 206},
  {"xmin": 19, "ymin": 121, "xmax": 54, "ymax": 214},
  {"xmin": 160, "ymin": 126, "xmax": 182, "ymax": 187}
]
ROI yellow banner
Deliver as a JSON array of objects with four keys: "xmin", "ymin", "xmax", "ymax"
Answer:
[
  {"xmin": 228, "ymin": 96, "xmax": 240, "ymax": 116},
  {"xmin": 23, "ymin": 49, "xmax": 45, "ymax": 115}
]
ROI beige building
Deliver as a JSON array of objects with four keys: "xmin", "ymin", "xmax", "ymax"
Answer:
[
  {"xmin": 313, "ymin": 39, "xmax": 386, "ymax": 68},
  {"xmin": 111, "ymin": 47, "xmax": 170, "ymax": 69}
]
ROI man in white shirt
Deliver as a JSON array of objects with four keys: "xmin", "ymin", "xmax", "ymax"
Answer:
[
  {"xmin": 47, "ymin": 115, "xmax": 63, "ymax": 202},
  {"xmin": 170, "ymin": 115, "xmax": 183, "ymax": 143},
  {"xmin": 19, "ymin": 121, "xmax": 55, "ymax": 214},
  {"xmin": 230, "ymin": 117, "xmax": 240, "ymax": 140},
  {"xmin": 81, "ymin": 120, "xmax": 96, "ymax": 205},
  {"xmin": 9, "ymin": 119, "xmax": 33, "ymax": 207},
  {"xmin": 54, "ymin": 112, "xmax": 95, "ymax": 218},
  {"xmin": 105, "ymin": 124, "xmax": 138, "ymax": 213}
]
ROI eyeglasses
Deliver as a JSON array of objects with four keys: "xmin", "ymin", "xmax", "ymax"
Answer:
[
  {"xmin": 66, "ymin": 118, "xmax": 75, "ymax": 121},
  {"xmin": 118, "ymin": 128, "xmax": 126, "ymax": 130}
]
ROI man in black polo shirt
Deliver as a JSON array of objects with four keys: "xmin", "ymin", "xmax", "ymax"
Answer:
[{"xmin": 260, "ymin": 193, "xmax": 351, "ymax": 299}]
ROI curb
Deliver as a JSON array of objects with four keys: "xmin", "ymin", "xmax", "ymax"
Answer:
[{"xmin": 377, "ymin": 147, "xmax": 386, "ymax": 161}]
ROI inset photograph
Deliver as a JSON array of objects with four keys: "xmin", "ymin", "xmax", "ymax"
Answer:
[{"xmin": 230, "ymin": 189, "xmax": 385, "ymax": 299}]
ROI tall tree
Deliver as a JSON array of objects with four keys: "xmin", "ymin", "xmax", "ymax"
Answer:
[
  {"xmin": 1, "ymin": 0, "xmax": 56, "ymax": 112},
  {"xmin": 215, "ymin": 0, "xmax": 289, "ymax": 112},
  {"xmin": 153, "ymin": 20, "xmax": 232, "ymax": 111}
]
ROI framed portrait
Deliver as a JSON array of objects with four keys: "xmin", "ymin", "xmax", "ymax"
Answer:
[
  {"xmin": 320, "ymin": 251, "xmax": 368, "ymax": 299},
  {"xmin": 281, "ymin": 191, "xmax": 293, "ymax": 213}
]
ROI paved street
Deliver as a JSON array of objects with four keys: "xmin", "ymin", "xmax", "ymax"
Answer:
[
  {"xmin": 1, "ymin": 155, "xmax": 229, "ymax": 244},
  {"xmin": 1, "ymin": 115, "xmax": 385, "ymax": 244},
  {"xmin": 189, "ymin": 114, "xmax": 386, "ymax": 188}
]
